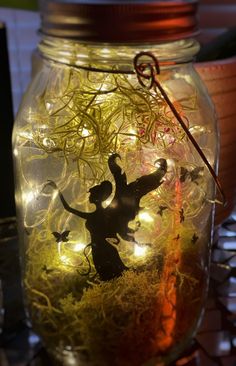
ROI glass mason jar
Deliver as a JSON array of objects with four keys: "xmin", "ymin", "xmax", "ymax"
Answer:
[{"xmin": 12, "ymin": 1, "xmax": 219, "ymax": 365}]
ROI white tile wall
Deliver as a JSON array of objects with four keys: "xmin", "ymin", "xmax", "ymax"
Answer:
[{"xmin": 0, "ymin": 8, "xmax": 40, "ymax": 115}]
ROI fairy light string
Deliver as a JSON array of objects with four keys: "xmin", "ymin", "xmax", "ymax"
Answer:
[{"xmin": 133, "ymin": 51, "xmax": 226, "ymax": 206}]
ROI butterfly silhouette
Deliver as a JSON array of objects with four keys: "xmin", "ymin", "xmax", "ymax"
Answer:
[
  {"xmin": 52, "ymin": 230, "xmax": 70, "ymax": 243},
  {"xmin": 191, "ymin": 233, "xmax": 199, "ymax": 244},
  {"xmin": 179, "ymin": 208, "xmax": 185, "ymax": 223},
  {"xmin": 157, "ymin": 205, "xmax": 168, "ymax": 216},
  {"xmin": 180, "ymin": 166, "xmax": 204, "ymax": 184},
  {"xmin": 173, "ymin": 234, "xmax": 180, "ymax": 241}
]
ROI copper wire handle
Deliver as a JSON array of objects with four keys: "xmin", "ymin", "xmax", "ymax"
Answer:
[{"xmin": 133, "ymin": 51, "xmax": 226, "ymax": 206}]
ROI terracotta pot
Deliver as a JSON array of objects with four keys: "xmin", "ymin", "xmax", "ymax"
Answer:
[{"xmin": 195, "ymin": 56, "xmax": 236, "ymax": 225}]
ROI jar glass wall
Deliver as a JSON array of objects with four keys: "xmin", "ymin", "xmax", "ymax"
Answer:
[{"xmin": 13, "ymin": 36, "xmax": 218, "ymax": 366}]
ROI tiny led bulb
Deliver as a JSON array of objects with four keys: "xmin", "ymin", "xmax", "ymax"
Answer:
[
  {"xmin": 134, "ymin": 244, "xmax": 147, "ymax": 257},
  {"xmin": 81, "ymin": 128, "xmax": 90, "ymax": 137},
  {"xmin": 23, "ymin": 191, "xmax": 35, "ymax": 204},
  {"xmin": 139, "ymin": 211, "xmax": 153, "ymax": 223},
  {"xmin": 60, "ymin": 255, "xmax": 71, "ymax": 265},
  {"xmin": 73, "ymin": 243, "xmax": 86, "ymax": 252}
]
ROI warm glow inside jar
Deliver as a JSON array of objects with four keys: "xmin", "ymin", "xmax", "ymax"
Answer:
[{"xmin": 12, "ymin": 1, "xmax": 219, "ymax": 365}]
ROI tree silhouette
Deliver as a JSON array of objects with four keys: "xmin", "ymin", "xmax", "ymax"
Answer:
[{"xmin": 48, "ymin": 154, "xmax": 167, "ymax": 281}]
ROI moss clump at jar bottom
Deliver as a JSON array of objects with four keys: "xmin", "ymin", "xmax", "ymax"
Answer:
[{"xmin": 25, "ymin": 238, "xmax": 206, "ymax": 366}]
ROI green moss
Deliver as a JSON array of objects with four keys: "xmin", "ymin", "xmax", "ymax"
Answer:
[{"xmin": 24, "ymin": 230, "xmax": 205, "ymax": 365}]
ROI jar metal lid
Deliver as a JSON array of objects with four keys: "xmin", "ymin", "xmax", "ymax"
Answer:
[{"xmin": 41, "ymin": 0, "xmax": 199, "ymax": 43}]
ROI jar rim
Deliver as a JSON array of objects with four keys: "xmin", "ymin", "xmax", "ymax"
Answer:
[{"xmin": 41, "ymin": 0, "xmax": 199, "ymax": 43}]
